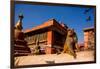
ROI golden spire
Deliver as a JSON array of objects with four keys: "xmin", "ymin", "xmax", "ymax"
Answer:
[{"xmin": 15, "ymin": 13, "xmax": 24, "ymax": 30}]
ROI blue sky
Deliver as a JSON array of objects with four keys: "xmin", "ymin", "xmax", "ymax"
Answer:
[{"xmin": 14, "ymin": 3, "xmax": 95, "ymax": 43}]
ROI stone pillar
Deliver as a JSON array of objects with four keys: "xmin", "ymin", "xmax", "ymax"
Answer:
[{"xmin": 45, "ymin": 31, "xmax": 54, "ymax": 54}]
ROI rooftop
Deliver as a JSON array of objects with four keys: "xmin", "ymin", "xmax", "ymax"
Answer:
[
  {"xmin": 83, "ymin": 27, "xmax": 94, "ymax": 32},
  {"xmin": 24, "ymin": 18, "xmax": 68, "ymax": 34}
]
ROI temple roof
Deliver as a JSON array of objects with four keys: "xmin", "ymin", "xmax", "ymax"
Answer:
[{"xmin": 24, "ymin": 19, "xmax": 68, "ymax": 34}]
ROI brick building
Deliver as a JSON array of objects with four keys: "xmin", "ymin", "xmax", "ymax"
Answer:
[
  {"xmin": 24, "ymin": 18, "xmax": 68, "ymax": 54},
  {"xmin": 83, "ymin": 27, "xmax": 95, "ymax": 50}
]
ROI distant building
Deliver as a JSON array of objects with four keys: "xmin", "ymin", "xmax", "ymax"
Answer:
[
  {"xmin": 24, "ymin": 18, "xmax": 68, "ymax": 54},
  {"xmin": 83, "ymin": 27, "xmax": 95, "ymax": 50}
]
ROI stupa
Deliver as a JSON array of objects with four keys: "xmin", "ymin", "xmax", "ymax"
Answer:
[{"xmin": 14, "ymin": 14, "xmax": 31, "ymax": 56}]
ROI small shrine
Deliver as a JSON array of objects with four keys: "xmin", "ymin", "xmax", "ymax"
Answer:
[{"xmin": 14, "ymin": 14, "xmax": 31, "ymax": 56}]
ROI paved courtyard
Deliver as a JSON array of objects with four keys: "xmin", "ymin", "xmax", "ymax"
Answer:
[{"xmin": 15, "ymin": 50, "xmax": 94, "ymax": 66}]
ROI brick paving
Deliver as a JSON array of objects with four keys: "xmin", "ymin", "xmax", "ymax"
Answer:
[{"xmin": 15, "ymin": 50, "xmax": 94, "ymax": 66}]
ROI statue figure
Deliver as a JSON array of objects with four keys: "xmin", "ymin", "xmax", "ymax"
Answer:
[
  {"xmin": 33, "ymin": 39, "xmax": 40, "ymax": 55},
  {"xmin": 62, "ymin": 28, "xmax": 78, "ymax": 59}
]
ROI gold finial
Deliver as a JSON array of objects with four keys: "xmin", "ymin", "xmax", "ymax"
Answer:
[
  {"xmin": 15, "ymin": 13, "xmax": 24, "ymax": 30},
  {"xmin": 19, "ymin": 13, "xmax": 24, "ymax": 21}
]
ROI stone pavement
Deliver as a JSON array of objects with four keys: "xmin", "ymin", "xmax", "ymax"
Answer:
[{"xmin": 15, "ymin": 50, "xmax": 94, "ymax": 66}]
